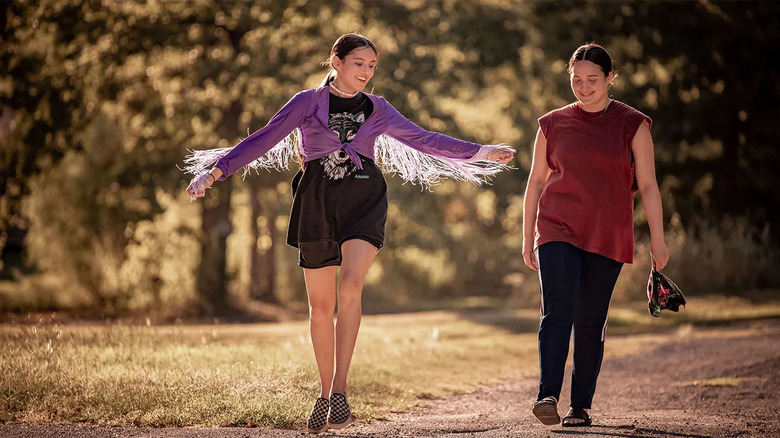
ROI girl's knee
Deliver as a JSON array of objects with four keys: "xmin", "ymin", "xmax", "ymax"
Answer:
[
  {"xmin": 309, "ymin": 300, "xmax": 335, "ymax": 321},
  {"xmin": 338, "ymin": 272, "xmax": 364, "ymax": 295},
  {"xmin": 337, "ymin": 277, "xmax": 363, "ymax": 309}
]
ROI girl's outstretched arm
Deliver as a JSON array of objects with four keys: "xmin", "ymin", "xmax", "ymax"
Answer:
[
  {"xmin": 382, "ymin": 99, "xmax": 513, "ymax": 161},
  {"xmin": 184, "ymin": 90, "xmax": 313, "ymax": 199},
  {"xmin": 213, "ymin": 91, "xmax": 312, "ymax": 180}
]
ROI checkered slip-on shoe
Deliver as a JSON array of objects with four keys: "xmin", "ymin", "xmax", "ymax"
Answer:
[
  {"xmin": 328, "ymin": 392, "xmax": 353, "ymax": 429},
  {"xmin": 306, "ymin": 397, "xmax": 329, "ymax": 434}
]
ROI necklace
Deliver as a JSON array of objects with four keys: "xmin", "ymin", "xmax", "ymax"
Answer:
[
  {"xmin": 577, "ymin": 99, "xmax": 611, "ymax": 119},
  {"xmin": 329, "ymin": 82, "xmax": 358, "ymax": 98}
]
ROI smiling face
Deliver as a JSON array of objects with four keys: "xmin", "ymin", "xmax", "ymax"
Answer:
[
  {"xmin": 570, "ymin": 60, "xmax": 614, "ymax": 110},
  {"xmin": 331, "ymin": 46, "xmax": 377, "ymax": 94}
]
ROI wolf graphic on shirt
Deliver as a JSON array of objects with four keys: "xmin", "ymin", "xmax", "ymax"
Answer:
[{"xmin": 321, "ymin": 112, "xmax": 365, "ymax": 180}]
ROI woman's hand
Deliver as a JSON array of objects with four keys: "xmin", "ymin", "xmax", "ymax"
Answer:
[
  {"xmin": 186, "ymin": 172, "xmax": 216, "ymax": 200},
  {"xmin": 650, "ymin": 237, "xmax": 670, "ymax": 270},
  {"xmin": 522, "ymin": 240, "xmax": 538, "ymax": 271},
  {"xmin": 487, "ymin": 145, "xmax": 515, "ymax": 164}
]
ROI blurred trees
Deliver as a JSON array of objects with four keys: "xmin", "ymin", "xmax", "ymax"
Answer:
[
  {"xmin": 1, "ymin": 0, "xmax": 325, "ymax": 315},
  {"xmin": 1, "ymin": 0, "xmax": 778, "ymax": 317},
  {"xmin": 530, "ymin": 0, "xmax": 780, "ymax": 237}
]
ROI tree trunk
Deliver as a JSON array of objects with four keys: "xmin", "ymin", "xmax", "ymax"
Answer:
[
  {"xmin": 249, "ymin": 181, "xmax": 277, "ymax": 303},
  {"xmin": 197, "ymin": 182, "xmax": 232, "ymax": 316},
  {"xmin": 195, "ymin": 96, "xmax": 244, "ymax": 316}
]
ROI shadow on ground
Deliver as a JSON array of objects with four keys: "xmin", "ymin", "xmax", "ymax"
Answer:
[{"xmin": 553, "ymin": 425, "xmax": 714, "ymax": 438}]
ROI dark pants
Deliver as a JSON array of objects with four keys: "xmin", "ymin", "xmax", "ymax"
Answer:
[{"xmin": 536, "ymin": 241, "xmax": 623, "ymax": 409}]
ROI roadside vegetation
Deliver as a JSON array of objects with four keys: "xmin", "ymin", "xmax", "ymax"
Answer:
[{"xmin": 2, "ymin": 295, "xmax": 779, "ymax": 428}]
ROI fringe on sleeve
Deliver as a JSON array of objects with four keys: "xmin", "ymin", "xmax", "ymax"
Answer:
[
  {"xmin": 374, "ymin": 135, "xmax": 512, "ymax": 190},
  {"xmin": 180, "ymin": 129, "xmax": 301, "ymax": 180}
]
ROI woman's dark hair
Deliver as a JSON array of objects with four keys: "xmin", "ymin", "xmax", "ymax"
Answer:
[
  {"xmin": 319, "ymin": 32, "xmax": 378, "ymax": 87},
  {"xmin": 567, "ymin": 43, "xmax": 616, "ymax": 78}
]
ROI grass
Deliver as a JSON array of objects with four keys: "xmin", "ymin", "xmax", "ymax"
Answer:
[
  {"xmin": 1, "ymin": 294, "xmax": 779, "ymax": 428},
  {"xmin": 0, "ymin": 312, "xmax": 539, "ymax": 428}
]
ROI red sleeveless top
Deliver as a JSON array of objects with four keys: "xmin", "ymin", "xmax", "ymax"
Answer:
[{"xmin": 535, "ymin": 100, "xmax": 651, "ymax": 264}]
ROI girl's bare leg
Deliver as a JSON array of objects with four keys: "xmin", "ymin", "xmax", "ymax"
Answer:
[
  {"xmin": 303, "ymin": 266, "xmax": 338, "ymax": 398},
  {"xmin": 331, "ymin": 239, "xmax": 377, "ymax": 395}
]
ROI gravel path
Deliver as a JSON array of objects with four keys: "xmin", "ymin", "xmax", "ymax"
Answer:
[{"xmin": 2, "ymin": 320, "xmax": 778, "ymax": 438}]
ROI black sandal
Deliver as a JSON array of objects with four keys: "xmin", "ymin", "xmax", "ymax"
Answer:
[
  {"xmin": 532, "ymin": 396, "xmax": 560, "ymax": 425},
  {"xmin": 561, "ymin": 407, "xmax": 591, "ymax": 427}
]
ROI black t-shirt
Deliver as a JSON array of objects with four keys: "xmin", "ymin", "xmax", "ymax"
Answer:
[
  {"xmin": 328, "ymin": 92, "xmax": 373, "ymax": 143},
  {"xmin": 311, "ymin": 91, "xmax": 375, "ymax": 181}
]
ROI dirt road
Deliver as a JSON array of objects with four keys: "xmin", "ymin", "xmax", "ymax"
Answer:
[
  {"xmin": 349, "ymin": 320, "xmax": 780, "ymax": 438},
  {"xmin": 3, "ymin": 320, "xmax": 778, "ymax": 438}
]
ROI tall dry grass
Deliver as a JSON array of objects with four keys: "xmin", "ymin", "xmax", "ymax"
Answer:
[
  {"xmin": 507, "ymin": 214, "xmax": 780, "ymax": 306},
  {"xmin": 614, "ymin": 214, "xmax": 780, "ymax": 302}
]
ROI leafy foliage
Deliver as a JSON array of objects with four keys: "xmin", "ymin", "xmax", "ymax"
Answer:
[{"xmin": 1, "ymin": 1, "xmax": 778, "ymax": 315}]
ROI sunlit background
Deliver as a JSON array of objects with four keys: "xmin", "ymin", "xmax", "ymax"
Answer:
[{"xmin": 2, "ymin": 0, "xmax": 779, "ymax": 320}]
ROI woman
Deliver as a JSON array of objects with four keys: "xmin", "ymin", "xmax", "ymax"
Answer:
[
  {"xmin": 521, "ymin": 43, "xmax": 669, "ymax": 427},
  {"xmin": 184, "ymin": 33, "xmax": 514, "ymax": 433}
]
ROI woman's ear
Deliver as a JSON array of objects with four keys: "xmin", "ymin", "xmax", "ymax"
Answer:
[
  {"xmin": 607, "ymin": 71, "xmax": 618, "ymax": 86},
  {"xmin": 331, "ymin": 54, "xmax": 341, "ymax": 71}
]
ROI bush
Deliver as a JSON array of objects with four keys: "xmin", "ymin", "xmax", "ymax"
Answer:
[
  {"xmin": 20, "ymin": 115, "xmax": 199, "ymax": 316},
  {"xmin": 118, "ymin": 191, "xmax": 200, "ymax": 318}
]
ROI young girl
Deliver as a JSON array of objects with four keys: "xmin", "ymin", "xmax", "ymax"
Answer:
[
  {"xmin": 522, "ymin": 43, "xmax": 670, "ymax": 427},
  {"xmin": 185, "ymin": 33, "xmax": 514, "ymax": 433}
]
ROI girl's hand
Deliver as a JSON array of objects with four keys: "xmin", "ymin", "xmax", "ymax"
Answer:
[
  {"xmin": 522, "ymin": 241, "xmax": 538, "ymax": 271},
  {"xmin": 650, "ymin": 238, "xmax": 670, "ymax": 270},
  {"xmin": 186, "ymin": 172, "xmax": 215, "ymax": 200},
  {"xmin": 488, "ymin": 145, "xmax": 515, "ymax": 164}
]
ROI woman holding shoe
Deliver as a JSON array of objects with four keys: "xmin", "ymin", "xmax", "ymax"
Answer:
[{"xmin": 522, "ymin": 43, "xmax": 669, "ymax": 427}]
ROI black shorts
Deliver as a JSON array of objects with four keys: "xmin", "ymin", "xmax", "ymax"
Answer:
[{"xmin": 286, "ymin": 153, "xmax": 387, "ymax": 269}]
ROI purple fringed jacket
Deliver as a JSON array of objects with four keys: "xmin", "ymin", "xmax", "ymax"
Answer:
[{"xmin": 183, "ymin": 86, "xmax": 508, "ymax": 189}]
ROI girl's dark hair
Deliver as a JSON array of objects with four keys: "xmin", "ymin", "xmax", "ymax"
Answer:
[
  {"xmin": 567, "ymin": 43, "xmax": 616, "ymax": 78},
  {"xmin": 318, "ymin": 32, "xmax": 378, "ymax": 87}
]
